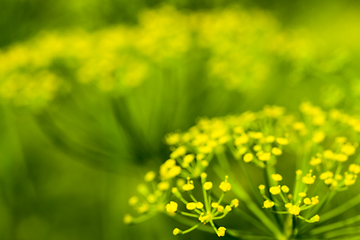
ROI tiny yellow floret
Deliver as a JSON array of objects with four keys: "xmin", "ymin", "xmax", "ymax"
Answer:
[
  {"xmin": 272, "ymin": 147, "xmax": 282, "ymax": 156},
  {"xmin": 219, "ymin": 176, "xmax": 231, "ymax": 192},
  {"xmin": 123, "ymin": 214, "xmax": 132, "ymax": 224},
  {"xmin": 183, "ymin": 154, "xmax": 195, "ymax": 163},
  {"xmin": 289, "ymin": 205, "xmax": 301, "ymax": 215},
  {"xmin": 311, "ymin": 196, "xmax": 319, "ymax": 205},
  {"xmin": 204, "ymin": 182, "xmax": 213, "ymax": 190},
  {"xmin": 265, "ymin": 135, "xmax": 275, "ymax": 143},
  {"xmin": 144, "ymin": 171, "xmax": 156, "ymax": 182},
  {"xmin": 299, "ymin": 192, "xmax": 306, "ymax": 197},
  {"xmin": 157, "ymin": 181, "xmax": 170, "ymax": 191},
  {"xmin": 263, "ymin": 200, "xmax": 275, "ymax": 208},
  {"xmin": 211, "ymin": 202, "xmax": 219, "ymax": 208},
  {"xmin": 201, "ymin": 172, "xmax": 207, "ymax": 179},
  {"xmin": 253, "ymin": 145, "xmax": 262, "ymax": 152},
  {"xmin": 341, "ymin": 143, "xmax": 356, "ymax": 156},
  {"xmin": 310, "ymin": 157, "xmax": 322, "ymax": 166},
  {"xmin": 281, "ymin": 185, "xmax": 289, "ymax": 193},
  {"xmin": 272, "ymin": 174, "xmax": 283, "ymax": 182},
  {"xmin": 324, "ymin": 178, "xmax": 334, "ymax": 185},
  {"xmin": 217, "ymin": 227, "xmax": 226, "ymax": 237},
  {"xmin": 302, "ymin": 172, "xmax": 316, "ymax": 185},
  {"xmin": 170, "ymin": 146, "xmax": 187, "ymax": 159},
  {"xmin": 231, "ymin": 198, "xmax": 239, "ymax": 208},
  {"xmin": 323, "ymin": 150, "xmax": 334, "ymax": 159},
  {"xmin": 269, "ymin": 185, "xmax": 281, "ymax": 195},
  {"xmin": 276, "ymin": 138, "xmax": 289, "ymax": 145},
  {"xmin": 309, "ymin": 214, "xmax": 320, "ymax": 223},
  {"xmin": 285, "ymin": 203, "xmax": 292, "ymax": 208},
  {"xmin": 304, "ymin": 198, "xmax": 311, "ymax": 205},
  {"xmin": 166, "ymin": 201, "xmax": 178, "ymax": 214},
  {"xmin": 312, "ymin": 131, "xmax": 325, "ymax": 143},
  {"xmin": 349, "ymin": 164, "xmax": 360, "ymax": 174},
  {"xmin": 258, "ymin": 152, "xmax": 271, "ymax": 161},
  {"xmin": 243, "ymin": 153, "xmax": 253, "ymax": 162},
  {"xmin": 182, "ymin": 178, "xmax": 195, "ymax": 191},
  {"xmin": 196, "ymin": 202, "xmax": 204, "ymax": 209},
  {"xmin": 186, "ymin": 202, "xmax": 197, "ymax": 210},
  {"xmin": 320, "ymin": 171, "xmax": 333, "ymax": 180},
  {"xmin": 173, "ymin": 228, "xmax": 181, "ymax": 235},
  {"xmin": 128, "ymin": 196, "xmax": 139, "ymax": 206}
]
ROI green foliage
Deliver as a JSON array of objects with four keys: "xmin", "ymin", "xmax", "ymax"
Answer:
[{"xmin": 1, "ymin": 2, "xmax": 360, "ymax": 240}]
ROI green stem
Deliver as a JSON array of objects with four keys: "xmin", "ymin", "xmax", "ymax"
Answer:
[
  {"xmin": 309, "ymin": 214, "xmax": 360, "ymax": 236},
  {"xmin": 323, "ymin": 226, "xmax": 360, "ymax": 239},
  {"xmin": 320, "ymin": 193, "xmax": 360, "ymax": 222},
  {"xmin": 213, "ymin": 165, "xmax": 285, "ymax": 239},
  {"xmin": 264, "ymin": 162, "xmax": 283, "ymax": 228},
  {"xmin": 181, "ymin": 224, "xmax": 199, "ymax": 234}
]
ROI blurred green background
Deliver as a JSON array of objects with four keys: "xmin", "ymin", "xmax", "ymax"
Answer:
[{"xmin": 1, "ymin": 0, "xmax": 360, "ymax": 239}]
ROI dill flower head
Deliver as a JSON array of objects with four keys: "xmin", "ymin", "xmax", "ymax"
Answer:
[{"xmin": 128, "ymin": 102, "xmax": 360, "ymax": 239}]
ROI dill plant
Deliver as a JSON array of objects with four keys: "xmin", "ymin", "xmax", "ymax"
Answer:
[
  {"xmin": 1, "ymin": 6, "xmax": 358, "ymax": 169},
  {"xmin": 125, "ymin": 103, "xmax": 360, "ymax": 239}
]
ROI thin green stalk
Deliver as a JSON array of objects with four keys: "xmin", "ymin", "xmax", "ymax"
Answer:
[
  {"xmin": 320, "ymin": 193, "xmax": 360, "ymax": 222},
  {"xmin": 264, "ymin": 162, "xmax": 283, "ymax": 228},
  {"xmin": 309, "ymin": 214, "xmax": 360, "ymax": 236},
  {"xmin": 173, "ymin": 215, "xmax": 213, "ymax": 234},
  {"xmin": 227, "ymin": 142, "xmax": 264, "ymax": 205},
  {"xmin": 323, "ymin": 226, "xmax": 360, "ymax": 239},
  {"xmin": 181, "ymin": 224, "xmax": 199, "ymax": 234},
  {"xmin": 213, "ymin": 164, "xmax": 286, "ymax": 240}
]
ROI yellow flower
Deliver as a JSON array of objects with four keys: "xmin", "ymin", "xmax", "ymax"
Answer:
[
  {"xmin": 299, "ymin": 192, "xmax": 306, "ymax": 197},
  {"xmin": 186, "ymin": 202, "xmax": 197, "ymax": 210},
  {"xmin": 272, "ymin": 147, "xmax": 282, "ymax": 156},
  {"xmin": 341, "ymin": 143, "xmax": 356, "ymax": 156},
  {"xmin": 272, "ymin": 174, "xmax": 283, "ymax": 182},
  {"xmin": 166, "ymin": 201, "xmax": 178, "ymax": 214},
  {"xmin": 281, "ymin": 185, "xmax": 289, "ymax": 193},
  {"xmin": 334, "ymin": 153, "xmax": 348, "ymax": 162},
  {"xmin": 173, "ymin": 228, "xmax": 181, "ymax": 235},
  {"xmin": 258, "ymin": 152, "xmax": 271, "ymax": 161},
  {"xmin": 263, "ymin": 200, "xmax": 275, "ymax": 208},
  {"xmin": 170, "ymin": 146, "xmax": 187, "ymax": 159},
  {"xmin": 204, "ymin": 182, "xmax": 213, "ymax": 190},
  {"xmin": 311, "ymin": 196, "xmax": 319, "ymax": 205},
  {"xmin": 288, "ymin": 205, "xmax": 301, "ymax": 215},
  {"xmin": 157, "ymin": 181, "xmax": 170, "ymax": 191},
  {"xmin": 309, "ymin": 215, "xmax": 320, "ymax": 223},
  {"xmin": 349, "ymin": 164, "xmax": 360, "ymax": 174},
  {"xmin": 269, "ymin": 185, "xmax": 281, "ymax": 195},
  {"xmin": 323, "ymin": 150, "xmax": 334, "ymax": 159},
  {"xmin": 312, "ymin": 131, "xmax": 325, "ymax": 143},
  {"xmin": 217, "ymin": 227, "xmax": 226, "ymax": 237},
  {"xmin": 243, "ymin": 153, "xmax": 253, "ymax": 162},
  {"xmin": 304, "ymin": 198, "xmax": 311, "ymax": 205},
  {"xmin": 144, "ymin": 171, "xmax": 156, "ymax": 182},
  {"xmin": 310, "ymin": 157, "xmax": 322, "ymax": 166},
  {"xmin": 231, "ymin": 199, "xmax": 239, "ymax": 208},
  {"xmin": 302, "ymin": 171, "xmax": 316, "ymax": 185},
  {"xmin": 276, "ymin": 138, "xmax": 289, "ymax": 145},
  {"xmin": 123, "ymin": 214, "xmax": 133, "ymax": 224},
  {"xmin": 219, "ymin": 176, "xmax": 232, "ymax": 192}
]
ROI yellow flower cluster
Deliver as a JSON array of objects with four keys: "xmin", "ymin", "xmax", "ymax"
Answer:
[
  {"xmin": 0, "ymin": 7, "xmax": 347, "ymax": 109},
  {"xmin": 126, "ymin": 102, "xmax": 360, "ymax": 238},
  {"xmin": 124, "ymin": 167, "xmax": 178, "ymax": 224},
  {"xmin": 260, "ymin": 174, "xmax": 320, "ymax": 223},
  {"xmin": 162, "ymin": 103, "xmax": 360, "ymax": 235},
  {"xmin": 168, "ymin": 174, "xmax": 238, "ymax": 237}
]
